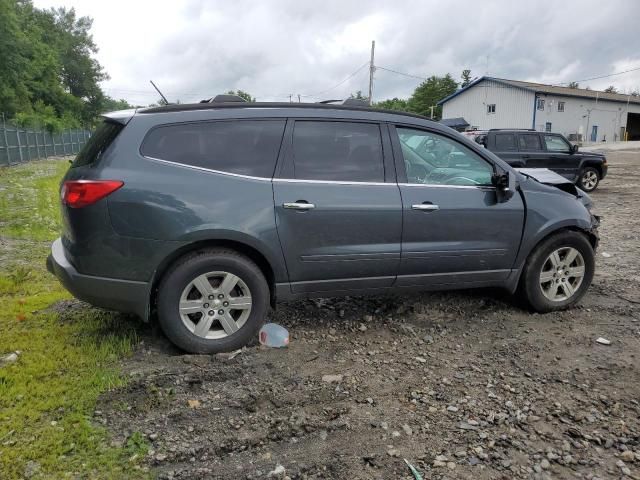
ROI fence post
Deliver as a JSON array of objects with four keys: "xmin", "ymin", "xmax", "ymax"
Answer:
[
  {"xmin": 35, "ymin": 129, "xmax": 41, "ymax": 159},
  {"xmin": 2, "ymin": 114, "xmax": 9, "ymax": 166},
  {"xmin": 16, "ymin": 126, "xmax": 24, "ymax": 162}
]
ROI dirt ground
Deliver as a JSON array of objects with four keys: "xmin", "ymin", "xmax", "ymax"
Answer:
[{"xmin": 95, "ymin": 150, "xmax": 640, "ymax": 480}]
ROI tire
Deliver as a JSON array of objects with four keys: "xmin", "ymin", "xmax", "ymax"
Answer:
[
  {"xmin": 519, "ymin": 231, "xmax": 595, "ymax": 313},
  {"xmin": 578, "ymin": 167, "xmax": 600, "ymax": 192},
  {"xmin": 157, "ymin": 248, "xmax": 270, "ymax": 353}
]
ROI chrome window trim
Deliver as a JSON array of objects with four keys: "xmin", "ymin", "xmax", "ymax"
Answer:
[
  {"xmin": 143, "ymin": 156, "xmax": 496, "ymax": 190},
  {"xmin": 142, "ymin": 156, "xmax": 273, "ymax": 182},
  {"xmin": 273, "ymin": 178, "xmax": 391, "ymax": 186},
  {"xmin": 398, "ymin": 183, "xmax": 496, "ymax": 190}
]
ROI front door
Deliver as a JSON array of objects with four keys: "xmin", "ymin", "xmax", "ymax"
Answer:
[
  {"xmin": 542, "ymin": 133, "xmax": 582, "ymax": 180},
  {"xmin": 273, "ymin": 120, "xmax": 402, "ymax": 293},
  {"xmin": 591, "ymin": 126, "xmax": 598, "ymax": 142},
  {"xmin": 391, "ymin": 125, "xmax": 525, "ymax": 287}
]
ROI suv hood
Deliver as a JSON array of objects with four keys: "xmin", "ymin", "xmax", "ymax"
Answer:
[{"xmin": 516, "ymin": 168, "xmax": 593, "ymax": 209}]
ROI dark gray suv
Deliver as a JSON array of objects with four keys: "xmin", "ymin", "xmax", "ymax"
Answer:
[{"xmin": 47, "ymin": 100, "xmax": 600, "ymax": 353}]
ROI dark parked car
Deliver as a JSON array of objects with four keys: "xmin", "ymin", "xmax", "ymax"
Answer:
[
  {"xmin": 476, "ymin": 129, "xmax": 607, "ymax": 192},
  {"xmin": 47, "ymin": 99, "xmax": 599, "ymax": 353}
]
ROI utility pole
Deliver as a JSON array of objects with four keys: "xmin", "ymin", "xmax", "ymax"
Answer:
[
  {"xmin": 430, "ymin": 105, "xmax": 435, "ymax": 119},
  {"xmin": 368, "ymin": 40, "xmax": 376, "ymax": 105},
  {"xmin": 298, "ymin": 94, "xmax": 301, "ymax": 103}
]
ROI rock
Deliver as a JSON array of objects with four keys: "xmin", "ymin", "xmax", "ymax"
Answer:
[
  {"xmin": 447, "ymin": 405, "xmax": 459, "ymax": 412},
  {"xmin": 415, "ymin": 356, "xmax": 427, "ymax": 363},
  {"xmin": 619, "ymin": 450, "xmax": 635, "ymax": 462},
  {"xmin": 596, "ymin": 337, "xmax": 611, "ymax": 345},
  {"xmin": 24, "ymin": 460, "xmax": 40, "ymax": 478},
  {"xmin": 358, "ymin": 324, "xmax": 367, "ymax": 332},
  {"xmin": 423, "ymin": 335, "xmax": 434, "ymax": 344},
  {"xmin": 156, "ymin": 453, "xmax": 168, "ymax": 462},
  {"xmin": 267, "ymin": 464, "xmax": 285, "ymax": 477},
  {"xmin": 540, "ymin": 459, "xmax": 550, "ymax": 470},
  {"xmin": 322, "ymin": 374, "xmax": 343, "ymax": 383},
  {"xmin": 402, "ymin": 424, "xmax": 413, "ymax": 436},
  {"xmin": 387, "ymin": 448, "xmax": 399, "ymax": 457},
  {"xmin": 0, "ymin": 352, "xmax": 18, "ymax": 365},
  {"xmin": 601, "ymin": 251, "xmax": 612, "ymax": 258},
  {"xmin": 447, "ymin": 461, "xmax": 456, "ymax": 469}
]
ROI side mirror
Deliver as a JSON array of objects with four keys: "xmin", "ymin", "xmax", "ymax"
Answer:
[
  {"xmin": 492, "ymin": 170, "xmax": 516, "ymax": 203},
  {"xmin": 571, "ymin": 144, "xmax": 579, "ymax": 154}
]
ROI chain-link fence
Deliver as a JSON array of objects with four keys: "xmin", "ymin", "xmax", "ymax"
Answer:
[{"xmin": 0, "ymin": 117, "xmax": 91, "ymax": 166}]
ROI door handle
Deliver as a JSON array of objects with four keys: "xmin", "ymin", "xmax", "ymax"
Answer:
[
  {"xmin": 283, "ymin": 202, "xmax": 315, "ymax": 210},
  {"xmin": 412, "ymin": 203, "xmax": 439, "ymax": 211},
  {"xmin": 521, "ymin": 155, "xmax": 530, "ymax": 159}
]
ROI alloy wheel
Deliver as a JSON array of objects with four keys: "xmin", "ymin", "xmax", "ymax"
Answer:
[
  {"xmin": 178, "ymin": 271, "xmax": 252, "ymax": 339},
  {"xmin": 581, "ymin": 170, "xmax": 598, "ymax": 190},
  {"xmin": 539, "ymin": 247, "xmax": 585, "ymax": 302}
]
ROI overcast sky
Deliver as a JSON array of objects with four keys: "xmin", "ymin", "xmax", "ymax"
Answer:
[{"xmin": 33, "ymin": 0, "xmax": 640, "ymax": 106}]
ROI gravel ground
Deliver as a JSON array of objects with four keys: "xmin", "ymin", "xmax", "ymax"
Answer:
[{"xmin": 95, "ymin": 150, "xmax": 640, "ymax": 480}]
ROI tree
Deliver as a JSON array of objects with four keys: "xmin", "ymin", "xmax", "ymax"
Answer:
[
  {"xmin": 407, "ymin": 74, "xmax": 458, "ymax": 119},
  {"xmin": 349, "ymin": 90, "xmax": 367, "ymax": 100},
  {"xmin": 604, "ymin": 85, "xmax": 618, "ymax": 93},
  {"xmin": 631, "ymin": 90, "xmax": 640, "ymax": 97},
  {"xmin": 374, "ymin": 97, "xmax": 409, "ymax": 112},
  {"xmin": 226, "ymin": 90, "xmax": 255, "ymax": 102},
  {"xmin": 461, "ymin": 69, "xmax": 472, "ymax": 88},
  {"xmin": 567, "ymin": 81, "xmax": 579, "ymax": 89}
]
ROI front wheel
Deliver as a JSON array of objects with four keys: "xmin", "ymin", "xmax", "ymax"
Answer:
[
  {"xmin": 578, "ymin": 167, "xmax": 600, "ymax": 192},
  {"xmin": 157, "ymin": 249, "xmax": 270, "ymax": 353},
  {"xmin": 519, "ymin": 231, "xmax": 595, "ymax": 312}
]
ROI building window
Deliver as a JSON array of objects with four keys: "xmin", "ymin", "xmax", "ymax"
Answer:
[
  {"xmin": 557, "ymin": 101, "xmax": 565, "ymax": 112},
  {"xmin": 487, "ymin": 104, "xmax": 496, "ymax": 114},
  {"xmin": 537, "ymin": 98, "xmax": 545, "ymax": 110},
  {"xmin": 545, "ymin": 122, "xmax": 552, "ymax": 132}
]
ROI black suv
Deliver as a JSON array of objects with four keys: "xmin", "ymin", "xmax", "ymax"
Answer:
[
  {"xmin": 476, "ymin": 130, "xmax": 607, "ymax": 192},
  {"xmin": 47, "ymin": 98, "xmax": 599, "ymax": 353}
]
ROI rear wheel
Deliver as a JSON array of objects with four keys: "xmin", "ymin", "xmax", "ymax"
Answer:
[
  {"xmin": 157, "ymin": 249, "xmax": 269, "ymax": 353},
  {"xmin": 578, "ymin": 167, "xmax": 600, "ymax": 192},
  {"xmin": 519, "ymin": 231, "xmax": 594, "ymax": 312}
]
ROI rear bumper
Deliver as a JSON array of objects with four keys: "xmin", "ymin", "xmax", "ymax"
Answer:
[{"xmin": 47, "ymin": 238, "xmax": 149, "ymax": 320}]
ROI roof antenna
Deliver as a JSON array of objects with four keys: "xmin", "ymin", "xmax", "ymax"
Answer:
[{"xmin": 150, "ymin": 80, "xmax": 170, "ymax": 105}]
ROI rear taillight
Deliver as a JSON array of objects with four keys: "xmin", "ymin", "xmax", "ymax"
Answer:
[{"xmin": 61, "ymin": 180, "xmax": 124, "ymax": 208}]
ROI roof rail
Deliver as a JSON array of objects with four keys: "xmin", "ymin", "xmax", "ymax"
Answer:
[
  {"xmin": 199, "ymin": 94, "xmax": 247, "ymax": 104},
  {"xmin": 317, "ymin": 98, "xmax": 370, "ymax": 107},
  {"xmin": 488, "ymin": 128, "xmax": 536, "ymax": 132}
]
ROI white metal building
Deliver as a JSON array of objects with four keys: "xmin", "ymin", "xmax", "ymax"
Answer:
[{"xmin": 439, "ymin": 77, "xmax": 640, "ymax": 142}]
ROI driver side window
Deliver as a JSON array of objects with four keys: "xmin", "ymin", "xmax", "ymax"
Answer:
[{"xmin": 396, "ymin": 127, "xmax": 494, "ymax": 186}]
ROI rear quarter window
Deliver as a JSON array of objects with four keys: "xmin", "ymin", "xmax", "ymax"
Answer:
[
  {"xmin": 72, "ymin": 120, "xmax": 123, "ymax": 167},
  {"xmin": 140, "ymin": 120, "xmax": 286, "ymax": 178}
]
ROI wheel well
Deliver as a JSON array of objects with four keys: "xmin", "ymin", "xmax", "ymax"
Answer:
[
  {"xmin": 149, "ymin": 240, "xmax": 276, "ymax": 318},
  {"xmin": 583, "ymin": 162, "xmax": 603, "ymax": 177}
]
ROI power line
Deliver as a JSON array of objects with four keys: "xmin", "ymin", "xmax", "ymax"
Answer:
[
  {"xmin": 555, "ymin": 65, "xmax": 640, "ymax": 86},
  {"xmin": 376, "ymin": 65, "xmax": 428, "ymax": 81},
  {"xmin": 304, "ymin": 61, "xmax": 370, "ymax": 97}
]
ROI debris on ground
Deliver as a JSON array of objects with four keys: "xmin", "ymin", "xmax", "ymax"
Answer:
[{"xmin": 596, "ymin": 336, "xmax": 612, "ymax": 345}]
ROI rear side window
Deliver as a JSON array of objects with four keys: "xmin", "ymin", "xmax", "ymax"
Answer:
[
  {"xmin": 518, "ymin": 134, "xmax": 542, "ymax": 151},
  {"xmin": 141, "ymin": 120, "xmax": 286, "ymax": 178},
  {"xmin": 494, "ymin": 133, "xmax": 517, "ymax": 151},
  {"xmin": 73, "ymin": 120, "xmax": 123, "ymax": 167},
  {"xmin": 544, "ymin": 134, "xmax": 571, "ymax": 152},
  {"xmin": 291, "ymin": 121, "xmax": 384, "ymax": 182}
]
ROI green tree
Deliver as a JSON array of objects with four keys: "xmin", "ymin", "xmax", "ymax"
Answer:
[
  {"xmin": 407, "ymin": 74, "xmax": 458, "ymax": 119},
  {"xmin": 604, "ymin": 85, "xmax": 618, "ymax": 93},
  {"xmin": 461, "ymin": 69, "xmax": 472, "ymax": 88},
  {"xmin": 567, "ymin": 81, "xmax": 579, "ymax": 89},
  {"xmin": 349, "ymin": 90, "xmax": 367, "ymax": 100},
  {"xmin": 374, "ymin": 97, "xmax": 409, "ymax": 112},
  {"xmin": 226, "ymin": 90, "xmax": 255, "ymax": 102}
]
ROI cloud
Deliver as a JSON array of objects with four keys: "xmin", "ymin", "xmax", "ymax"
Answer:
[{"xmin": 34, "ymin": 0, "xmax": 640, "ymax": 104}]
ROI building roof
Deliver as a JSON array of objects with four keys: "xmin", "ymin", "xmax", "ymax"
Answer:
[
  {"xmin": 438, "ymin": 76, "xmax": 640, "ymax": 106},
  {"xmin": 440, "ymin": 117, "xmax": 470, "ymax": 128}
]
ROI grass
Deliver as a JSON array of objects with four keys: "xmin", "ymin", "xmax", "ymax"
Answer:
[{"xmin": 0, "ymin": 159, "xmax": 148, "ymax": 479}]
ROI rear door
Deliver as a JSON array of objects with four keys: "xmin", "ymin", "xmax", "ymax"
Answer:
[
  {"xmin": 491, "ymin": 132, "xmax": 522, "ymax": 165},
  {"xmin": 542, "ymin": 133, "xmax": 581, "ymax": 180},
  {"xmin": 273, "ymin": 120, "xmax": 402, "ymax": 293},
  {"xmin": 391, "ymin": 125, "xmax": 525, "ymax": 287},
  {"xmin": 517, "ymin": 133, "xmax": 548, "ymax": 168}
]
